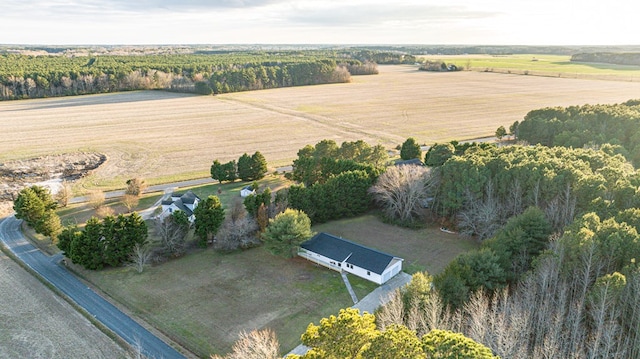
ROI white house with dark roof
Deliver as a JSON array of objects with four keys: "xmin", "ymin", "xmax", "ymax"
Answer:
[
  {"xmin": 160, "ymin": 190, "xmax": 200, "ymax": 223},
  {"xmin": 298, "ymin": 232, "xmax": 403, "ymax": 285}
]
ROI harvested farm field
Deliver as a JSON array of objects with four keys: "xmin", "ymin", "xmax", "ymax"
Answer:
[
  {"xmin": 2, "ymin": 65, "xmax": 640, "ymax": 190},
  {"xmin": 0, "ymin": 252, "xmax": 126, "ymax": 358}
]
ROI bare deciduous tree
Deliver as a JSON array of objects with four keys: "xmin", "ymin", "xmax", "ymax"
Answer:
[
  {"xmin": 457, "ymin": 181, "xmax": 502, "ymax": 240},
  {"xmin": 375, "ymin": 289, "xmax": 405, "ymax": 332},
  {"xmin": 229, "ymin": 197, "xmax": 246, "ymax": 223},
  {"xmin": 88, "ymin": 189, "xmax": 106, "ymax": 210},
  {"xmin": 155, "ymin": 215, "xmax": 189, "ymax": 257},
  {"xmin": 122, "ymin": 194, "xmax": 139, "ymax": 213},
  {"xmin": 56, "ymin": 180, "xmax": 73, "ymax": 207},
  {"xmin": 128, "ymin": 243, "xmax": 152, "ymax": 273},
  {"xmin": 125, "ymin": 178, "xmax": 147, "ymax": 197},
  {"xmin": 210, "ymin": 329, "xmax": 280, "ymax": 359},
  {"xmin": 95, "ymin": 205, "xmax": 115, "ymax": 218},
  {"xmin": 369, "ymin": 165, "xmax": 435, "ymax": 223},
  {"xmin": 214, "ymin": 216, "xmax": 259, "ymax": 252}
]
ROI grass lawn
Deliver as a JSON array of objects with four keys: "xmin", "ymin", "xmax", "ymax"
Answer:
[
  {"xmin": 78, "ymin": 246, "xmax": 376, "ymax": 357},
  {"xmin": 57, "ymin": 174, "xmax": 291, "ymax": 227},
  {"xmin": 77, "ymin": 213, "xmax": 475, "ymax": 357},
  {"xmin": 312, "ymin": 214, "xmax": 479, "ymax": 275}
]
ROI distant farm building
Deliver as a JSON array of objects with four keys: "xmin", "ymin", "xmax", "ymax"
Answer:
[{"xmin": 299, "ymin": 232, "xmax": 403, "ymax": 285}]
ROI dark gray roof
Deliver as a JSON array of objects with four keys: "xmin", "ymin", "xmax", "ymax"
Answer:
[
  {"xmin": 165, "ymin": 190, "xmax": 199, "ymax": 216},
  {"xmin": 172, "ymin": 190, "xmax": 200, "ymax": 205},
  {"xmin": 300, "ymin": 232, "xmax": 399, "ymax": 275},
  {"xmin": 171, "ymin": 199, "xmax": 193, "ymax": 216}
]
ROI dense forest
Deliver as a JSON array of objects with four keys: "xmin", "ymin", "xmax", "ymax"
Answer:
[
  {"xmin": 0, "ymin": 50, "xmax": 402, "ymax": 100},
  {"xmin": 516, "ymin": 100, "xmax": 640, "ymax": 164},
  {"xmin": 571, "ymin": 52, "xmax": 640, "ymax": 66}
]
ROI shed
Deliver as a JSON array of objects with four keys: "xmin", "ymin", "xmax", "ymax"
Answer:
[{"xmin": 240, "ymin": 185, "xmax": 256, "ymax": 198}]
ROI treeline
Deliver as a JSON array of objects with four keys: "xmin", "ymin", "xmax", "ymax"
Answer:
[
  {"xmin": 516, "ymin": 99, "xmax": 640, "ymax": 164},
  {"xmin": 57, "ymin": 213, "xmax": 147, "ymax": 270},
  {"xmin": 378, "ymin": 142, "xmax": 640, "ymax": 357},
  {"xmin": 283, "ymin": 139, "xmax": 388, "ymax": 224},
  {"xmin": 432, "ymin": 144, "xmax": 637, "ymax": 238},
  {"xmin": 571, "ymin": 52, "xmax": 640, "ymax": 66},
  {"xmin": 0, "ymin": 51, "xmax": 380, "ymax": 100}
]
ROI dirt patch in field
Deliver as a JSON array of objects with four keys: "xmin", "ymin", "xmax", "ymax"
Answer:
[{"xmin": 0, "ymin": 153, "xmax": 106, "ymax": 215}]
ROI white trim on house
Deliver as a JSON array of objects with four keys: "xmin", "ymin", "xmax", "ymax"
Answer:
[
  {"xmin": 298, "ymin": 232, "xmax": 403, "ymax": 285},
  {"xmin": 159, "ymin": 190, "xmax": 200, "ymax": 223}
]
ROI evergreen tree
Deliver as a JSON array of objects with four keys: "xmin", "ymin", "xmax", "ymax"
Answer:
[
  {"xmin": 422, "ymin": 330, "xmax": 498, "ymax": 359},
  {"xmin": 251, "ymin": 151, "xmax": 268, "ymax": 180},
  {"xmin": 211, "ymin": 159, "xmax": 225, "ymax": 183},
  {"xmin": 425, "ymin": 142, "xmax": 455, "ymax": 166},
  {"xmin": 14, "ymin": 185, "xmax": 60, "ymax": 239},
  {"xmin": 237, "ymin": 153, "xmax": 253, "ymax": 181},
  {"xmin": 193, "ymin": 195, "xmax": 225, "ymax": 247},
  {"xmin": 70, "ymin": 217, "xmax": 104, "ymax": 270},
  {"xmin": 400, "ymin": 137, "xmax": 422, "ymax": 160},
  {"xmin": 57, "ymin": 226, "xmax": 82, "ymax": 256},
  {"xmin": 262, "ymin": 209, "xmax": 313, "ymax": 258},
  {"xmin": 222, "ymin": 160, "xmax": 238, "ymax": 182}
]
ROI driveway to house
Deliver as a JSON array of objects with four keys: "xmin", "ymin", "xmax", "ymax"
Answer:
[
  {"xmin": 0, "ymin": 215, "xmax": 186, "ymax": 359},
  {"xmin": 287, "ymin": 272, "xmax": 412, "ymax": 356}
]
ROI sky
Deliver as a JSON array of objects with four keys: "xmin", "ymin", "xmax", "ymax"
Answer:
[{"xmin": 0, "ymin": 0, "xmax": 637, "ymax": 45}]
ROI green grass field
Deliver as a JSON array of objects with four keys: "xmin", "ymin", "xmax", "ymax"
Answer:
[
  {"xmin": 421, "ymin": 54, "xmax": 640, "ymax": 80},
  {"xmin": 73, "ymin": 212, "xmax": 476, "ymax": 356},
  {"xmin": 78, "ymin": 243, "xmax": 377, "ymax": 356},
  {"xmin": 313, "ymin": 214, "xmax": 479, "ymax": 275}
]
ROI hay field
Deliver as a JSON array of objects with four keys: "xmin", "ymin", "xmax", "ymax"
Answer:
[
  {"xmin": 2, "ymin": 65, "xmax": 640, "ymax": 189},
  {"xmin": 0, "ymin": 253, "xmax": 126, "ymax": 358}
]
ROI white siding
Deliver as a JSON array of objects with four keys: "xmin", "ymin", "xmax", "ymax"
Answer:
[{"xmin": 299, "ymin": 250, "xmax": 403, "ymax": 285}]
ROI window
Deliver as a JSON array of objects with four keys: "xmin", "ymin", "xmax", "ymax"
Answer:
[
  {"xmin": 338, "ymin": 263, "xmax": 341, "ymax": 267},
  {"xmin": 367, "ymin": 271, "xmax": 371, "ymax": 276}
]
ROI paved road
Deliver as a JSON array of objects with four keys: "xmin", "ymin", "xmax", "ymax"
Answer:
[
  {"xmin": 69, "ymin": 177, "xmax": 216, "ymax": 204},
  {"xmin": 0, "ymin": 216, "xmax": 186, "ymax": 359}
]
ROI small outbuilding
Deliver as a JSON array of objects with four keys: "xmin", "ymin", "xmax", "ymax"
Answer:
[
  {"xmin": 240, "ymin": 185, "xmax": 256, "ymax": 198},
  {"xmin": 299, "ymin": 232, "xmax": 403, "ymax": 285}
]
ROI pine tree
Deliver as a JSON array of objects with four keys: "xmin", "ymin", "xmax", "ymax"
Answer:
[
  {"xmin": 400, "ymin": 137, "xmax": 422, "ymax": 160},
  {"xmin": 238, "ymin": 153, "xmax": 253, "ymax": 181},
  {"xmin": 193, "ymin": 195, "xmax": 225, "ymax": 247},
  {"xmin": 251, "ymin": 151, "xmax": 268, "ymax": 180}
]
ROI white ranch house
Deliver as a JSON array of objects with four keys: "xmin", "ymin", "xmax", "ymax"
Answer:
[
  {"xmin": 299, "ymin": 232, "xmax": 403, "ymax": 285},
  {"xmin": 159, "ymin": 190, "xmax": 200, "ymax": 223}
]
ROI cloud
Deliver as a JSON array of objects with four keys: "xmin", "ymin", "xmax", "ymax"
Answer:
[
  {"xmin": 285, "ymin": 3, "xmax": 496, "ymax": 27},
  {"xmin": 0, "ymin": 0, "xmax": 283, "ymax": 19},
  {"xmin": 106, "ymin": 0, "xmax": 282, "ymax": 12}
]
